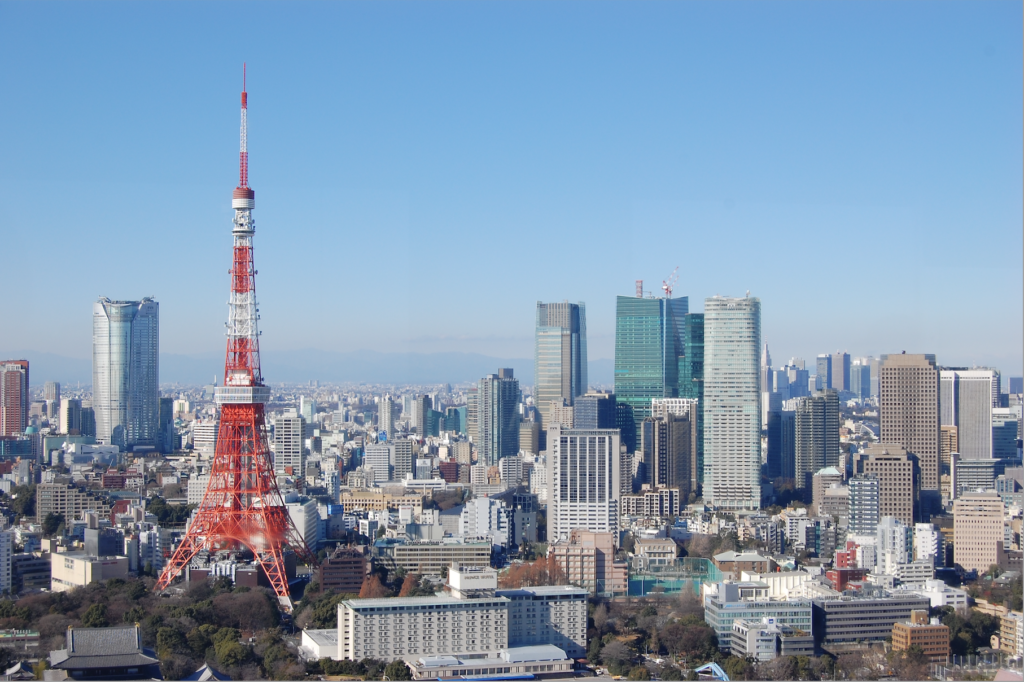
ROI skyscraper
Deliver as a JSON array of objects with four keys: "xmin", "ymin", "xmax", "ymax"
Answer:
[
  {"xmin": 853, "ymin": 443, "xmax": 916, "ymax": 526},
  {"xmin": 272, "ymin": 413, "xmax": 305, "ymax": 479},
  {"xmin": 534, "ymin": 302, "xmax": 588, "ymax": 430},
  {"xmin": 641, "ymin": 411, "xmax": 696, "ymax": 500},
  {"xmin": 575, "ymin": 392, "xmax": 617, "ymax": 430},
  {"xmin": 43, "ymin": 382, "xmax": 60, "ymax": 404},
  {"xmin": 794, "ymin": 389, "xmax": 840, "ymax": 490},
  {"xmin": 0, "ymin": 361, "xmax": 29, "ymax": 437},
  {"xmin": 939, "ymin": 369, "xmax": 996, "ymax": 460},
  {"xmin": 850, "ymin": 361, "xmax": 871, "ymax": 400},
  {"xmin": 59, "ymin": 398, "xmax": 82, "ymax": 435},
  {"xmin": 848, "ymin": 475, "xmax": 881, "ymax": 536},
  {"xmin": 703, "ymin": 295, "xmax": 761, "ymax": 511},
  {"xmin": 766, "ymin": 408, "xmax": 796, "ymax": 481},
  {"xmin": 477, "ymin": 369, "xmax": 520, "ymax": 466},
  {"xmin": 92, "ymin": 298, "xmax": 159, "ymax": 450},
  {"xmin": 679, "ymin": 313, "xmax": 705, "ymax": 483},
  {"xmin": 830, "ymin": 352, "xmax": 851, "ymax": 393},
  {"xmin": 815, "ymin": 354, "xmax": 831, "ymax": 391},
  {"xmin": 379, "ymin": 395, "xmax": 395, "ymax": 439},
  {"xmin": 613, "ymin": 294, "xmax": 688, "ymax": 450},
  {"xmin": 411, "ymin": 395, "xmax": 430, "ymax": 436},
  {"xmin": 880, "ymin": 354, "xmax": 940, "ymax": 504},
  {"xmin": 547, "ymin": 426, "xmax": 622, "ymax": 541}
]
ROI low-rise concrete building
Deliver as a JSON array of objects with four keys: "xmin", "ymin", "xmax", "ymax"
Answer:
[
  {"xmin": 407, "ymin": 645, "xmax": 573, "ymax": 681},
  {"xmin": 812, "ymin": 593, "xmax": 931, "ymax": 648},
  {"xmin": 703, "ymin": 582, "xmax": 813, "ymax": 654},
  {"xmin": 892, "ymin": 610, "xmax": 950, "ymax": 663},
  {"xmin": 50, "ymin": 553, "xmax": 128, "ymax": 592},
  {"xmin": 713, "ymin": 551, "xmax": 771, "ymax": 579},
  {"xmin": 731, "ymin": 617, "xmax": 814, "ymax": 661}
]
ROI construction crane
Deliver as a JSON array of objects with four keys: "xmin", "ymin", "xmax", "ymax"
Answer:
[{"xmin": 661, "ymin": 266, "xmax": 679, "ymax": 298}]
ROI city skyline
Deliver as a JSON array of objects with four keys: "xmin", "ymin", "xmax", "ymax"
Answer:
[{"xmin": 1, "ymin": 2, "xmax": 1021, "ymax": 379}]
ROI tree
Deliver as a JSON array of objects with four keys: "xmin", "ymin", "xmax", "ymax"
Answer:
[
  {"xmin": 358, "ymin": 574, "xmax": 390, "ymax": 599},
  {"xmin": 593, "ymin": 603, "xmax": 609, "ymax": 631},
  {"xmin": 156, "ymin": 627, "xmax": 188, "ymax": 658},
  {"xmin": 627, "ymin": 665, "xmax": 651, "ymax": 680},
  {"xmin": 384, "ymin": 659, "xmax": 413, "ymax": 680},
  {"xmin": 9, "ymin": 485, "xmax": 34, "ymax": 519},
  {"xmin": 721, "ymin": 655, "xmax": 753, "ymax": 681},
  {"xmin": 80, "ymin": 604, "xmax": 108, "ymax": 628},
  {"xmin": 41, "ymin": 513, "xmax": 64, "ymax": 537},
  {"xmin": 600, "ymin": 640, "xmax": 633, "ymax": 675},
  {"xmin": 398, "ymin": 573, "xmax": 419, "ymax": 597}
]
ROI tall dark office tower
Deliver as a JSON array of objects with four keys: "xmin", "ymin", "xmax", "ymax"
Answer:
[
  {"xmin": 794, "ymin": 389, "xmax": 840, "ymax": 490},
  {"xmin": 158, "ymin": 398, "xmax": 175, "ymax": 453},
  {"xmin": 816, "ymin": 355, "xmax": 831, "ymax": 390},
  {"xmin": 880, "ymin": 354, "xmax": 940, "ymax": 512},
  {"xmin": 534, "ymin": 302, "xmax": 588, "ymax": 430},
  {"xmin": 767, "ymin": 409, "xmax": 796, "ymax": 481},
  {"xmin": 575, "ymin": 392, "xmax": 617, "ymax": 429},
  {"xmin": 641, "ymin": 414, "xmax": 695, "ymax": 500},
  {"xmin": 614, "ymin": 294, "xmax": 688, "ymax": 451},
  {"xmin": 478, "ymin": 369, "xmax": 520, "ymax": 466},
  {"xmin": 0, "ymin": 361, "xmax": 29, "ymax": 437},
  {"xmin": 679, "ymin": 313, "xmax": 705, "ymax": 484},
  {"xmin": 93, "ymin": 298, "xmax": 159, "ymax": 450},
  {"xmin": 830, "ymin": 352, "xmax": 851, "ymax": 392}
]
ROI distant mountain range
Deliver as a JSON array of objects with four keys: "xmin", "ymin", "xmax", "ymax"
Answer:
[{"xmin": 1, "ymin": 349, "xmax": 615, "ymax": 388}]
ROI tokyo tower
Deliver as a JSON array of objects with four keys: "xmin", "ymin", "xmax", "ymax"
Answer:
[{"xmin": 157, "ymin": 66, "xmax": 316, "ymax": 609}]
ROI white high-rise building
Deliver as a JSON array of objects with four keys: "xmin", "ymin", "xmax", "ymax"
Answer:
[
  {"xmin": 876, "ymin": 516, "xmax": 913, "ymax": 574},
  {"xmin": 59, "ymin": 398, "xmax": 82, "ymax": 435},
  {"xmin": 460, "ymin": 496, "xmax": 509, "ymax": 547},
  {"xmin": 379, "ymin": 395, "xmax": 395, "ymax": 439},
  {"xmin": 272, "ymin": 413, "xmax": 306, "ymax": 479},
  {"xmin": 363, "ymin": 444, "xmax": 393, "ymax": 483},
  {"xmin": 703, "ymin": 295, "xmax": 762, "ymax": 511},
  {"xmin": 913, "ymin": 523, "xmax": 943, "ymax": 566},
  {"xmin": 92, "ymin": 297, "xmax": 159, "ymax": 450},
  {"xmin": 192, "ymin": 419, "xmax": 219, "ymax": 457},
  {"xmin": 547, "ymin": 426, "xmax": 621, "ymax": 542},
  {"xmin": 940, "ymin": 369, "xmax": 997, "ymax": 460},
  {"xmin": 139, "ymin": 529, "xmax": 162, "ymax": 574},
  {"xmin": 650, "ymin": 398, "xmax": 698, "ymax": 420}
]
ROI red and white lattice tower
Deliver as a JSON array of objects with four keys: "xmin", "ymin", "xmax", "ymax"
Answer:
[{"xmin": 157, "ymin": 66, "xmax": 316, "ymax": 609}]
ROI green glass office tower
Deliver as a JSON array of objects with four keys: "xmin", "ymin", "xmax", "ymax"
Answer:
[
  {"xmin": 614, "ymin": 295, "xmax": 688, "ymax": 451},
  {"xmin": 679, "ymin": 313, "xmax": 704, "ymax": 484}
]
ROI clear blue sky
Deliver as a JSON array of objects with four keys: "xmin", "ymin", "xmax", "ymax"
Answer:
[{"xmin": 1, "ymin": 1, "xmax": 1021, "ymax": 376}]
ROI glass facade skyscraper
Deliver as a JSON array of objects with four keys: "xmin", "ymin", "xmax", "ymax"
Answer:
[
  {"xmin": 534, "ymin": 302, "xmax": 587, "ymax": 429},
  {"xmin": 613, "ymin": 295, "xmax": 688, "ymax": 451},
  {"xmin": 478, "ymin": 368, "xmax": 520, "ymax": 467},
  {"xmin": 92, "ymin": 298, "xmax": 159, "ymax": 450},
  {"xmin": 679, "ymin": 313, "xmax": 704, "ymax": 483},
  {"xmin": 703, "ymin": 295, "xmax": 761, "ymax": 511}
]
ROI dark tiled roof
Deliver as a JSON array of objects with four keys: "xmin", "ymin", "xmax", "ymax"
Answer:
[{"xmin": 49, "ymin": 625, "xmax": 159, "ymax": 670}]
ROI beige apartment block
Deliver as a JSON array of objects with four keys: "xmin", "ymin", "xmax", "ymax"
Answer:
[
  {"xmin": 953, "ymin": 492, "xmax": 1005, "ymax": 573},
  {"xmin": 880, "ymin": 354, "xmax": 940, "ymax": 493},
  {"xmin": 856, "ymin": 443, "xmax": 916, "ymax": 526},
  {"xmin": 51, "ymin": 552, "xmax": 129, "ymax": 592}
]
